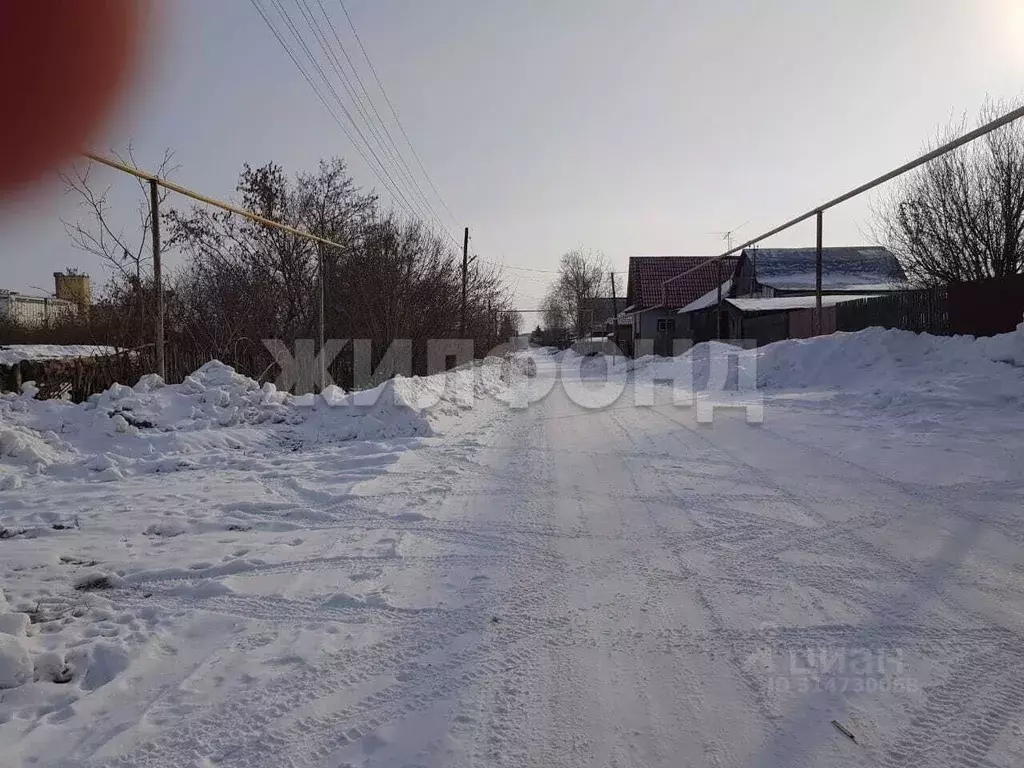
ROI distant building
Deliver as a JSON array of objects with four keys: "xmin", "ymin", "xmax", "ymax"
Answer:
[
  {"xmin": 0, "ymin": 271, "xmax": 90, "ymax": 329},
  {"xmin": 618, "ymin": 246, "xmax": 911, "ymax": 354},
  {"xmin": 0, "ymin": 291, "xmax": 76, "ymax": 328},
  {"xmin": 54, "ymin": 271, "xmax": 92, "ymax": 308}
]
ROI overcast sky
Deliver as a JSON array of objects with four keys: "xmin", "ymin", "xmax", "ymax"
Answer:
[{"xmin": 2, "ymin": 0, "xmax": 1023, "ymax": 309}]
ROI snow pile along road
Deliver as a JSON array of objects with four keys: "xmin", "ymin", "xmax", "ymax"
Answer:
[
  {"xmin": 623, "ymin": 322, "xmax": 1024, "ymax": 419},
  {"xmin": 0, "ymin": 356, "xmax": 527, "ymax": 485},
  {"xmin": 754, "ymin": 323, "xmax": 1024, "ymax": 391}
]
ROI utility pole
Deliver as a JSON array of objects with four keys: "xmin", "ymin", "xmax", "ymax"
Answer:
[
  {"xmin": 461, "ymin": 226, "xmax": 469, "ymax": 338},
  {"xmin": 149, "ymin": 179, "xmax": 165, "ymax": 380},
  {"xmin": 716, "ymin": 258, "xmax": 724, "ymax": 341},
  {"xmin": 610, "ymin": 271, "xmax": 618, "ymax": 363},
  {"xmin": 318, "ymin": 243, "xmax": 326, "ymax": 391},
  {"xmin": 815, "ymin": 210, "xmax": 823, "ymax": 336}
]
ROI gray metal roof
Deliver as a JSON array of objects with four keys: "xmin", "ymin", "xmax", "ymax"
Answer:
[{"xmin": 743, "ymin": 247, "xmax": 906, "ymax": 290}]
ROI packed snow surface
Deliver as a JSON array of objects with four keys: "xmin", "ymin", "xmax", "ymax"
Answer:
[{"xmin": 1, "ymin": 329, "xmax": 1023, "ymax": 767}]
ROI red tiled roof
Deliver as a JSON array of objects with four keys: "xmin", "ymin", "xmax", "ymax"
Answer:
[{"xmin": 626, "ymin": 256, "xmax": 741, "ymax": 311}]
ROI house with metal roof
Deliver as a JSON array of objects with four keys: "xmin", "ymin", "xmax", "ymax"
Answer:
[{"xmin": 743, "ymin": 246, "xmax": 907, "ymax": 297}]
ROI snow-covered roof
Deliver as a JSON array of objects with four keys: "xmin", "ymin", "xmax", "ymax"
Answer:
[
  {"xmin": 677, "ymin": 279, "xmax": 733, "ymax": 314},
  {"xmin": 744, "ymin": 247, "xmax": 907, "ymax": 291},
  {"xmin": 809, "ymin": 282, "xmax": 907, "ymax": 293},
  {"xmin": 0, "ymin": 345, "xmax": 118, "ymax": 366},
  {"xmin": 726, "ymin": 294, "xmax": 882, "ymax": 313}
]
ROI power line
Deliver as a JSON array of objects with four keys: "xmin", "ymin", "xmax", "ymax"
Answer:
[
  {"xmin": 309, "ymin": 0, "xmax": 450, "ymax": 236},
  {"xmin": 266, "ymin": 0, "xmax": 422, "ymax": 219},
  {"xmin": 251, "ymin": 0, "xmax": 421, "ymax": 220},
  {"xmin": 295, "ymin": 0, "xmax": 442, "ymax": 228},
  {"xmin": 339, "ymin": 0, "xmax": 459, "ymax": 225},
  {"xmin": 480, "ymin": 259, "xmax": 560, "ymax": 273}
]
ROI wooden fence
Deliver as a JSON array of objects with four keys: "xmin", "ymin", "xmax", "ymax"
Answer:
[
  {"xmin": 2, "ymin": 338, "xmax": 458, "ymax": 402},
  {"xmin": 0, "ymin": 343, "xmax": 276, "ymax": 402},
  {"xmin": 830, "ymin": 276, "xmax": 1023, "ymax": 338},
  {"xmin": 835, "ymin": 287, "xmax": 951, "ymax": 336},
  {"xmin": 788, "ymin": 306, "xmax": 837, "ymax": 339}
]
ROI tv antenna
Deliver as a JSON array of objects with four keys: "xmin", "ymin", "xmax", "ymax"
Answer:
[{"xmin": 711, "ymin": 221, "xmax": 748, "ymax": 251}]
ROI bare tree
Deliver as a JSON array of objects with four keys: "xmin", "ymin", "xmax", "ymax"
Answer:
[
  {"xmin": 541, "ymin": 289, "xmax": 569, "ymax": 332},
  {"xmin": 166, "ymin": 158, "xmax": 516, "ymax": 387},
  {"xmin": 166, "ymin": 160, "xmax": 377, "ymax": 360},
  {"xmin": 497, "ymin": 310, "xmax": 523, "ymax": 341},
  {"xmin": 61, "ymin": 144, "xmax": 178, "ymax": 288},
  {"xmin": 60, "ymin": 145, "xmax": 180, "ymax": 350},
  {"xmin": 547, "ymin": 248, "xmax": 610, "ymax": 338},
  {"xmin": 875, "ymin": 98, "xmax": 1024, "ymax": 285}
]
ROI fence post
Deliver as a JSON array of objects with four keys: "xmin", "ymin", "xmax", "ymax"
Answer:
[
  {"xmin": 149, "ymin": 179, "xmax": 165, "ymax": 380},
  {"xmin": 814, "ymin": 210, "xmax": 823, "ymax": 336}
]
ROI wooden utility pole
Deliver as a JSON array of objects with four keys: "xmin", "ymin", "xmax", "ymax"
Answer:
[
  {"xmin": 815, "ymin": 210, "xmax": 823, "ymax": 336},
  {"xmin": 461, "ymin": 227, "xmax": 469, "ymax": 338},
  {"xmin": 149, "ymin": 179, "xmax": 165, "ymax": 380},
  {"xmin": 610, "ymin": 271, "xmax": 619, "ymax": 362}
]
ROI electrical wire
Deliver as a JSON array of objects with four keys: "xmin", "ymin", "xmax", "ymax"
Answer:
[
  {"xmin": 295, "ymin": 0, "xmax": 440, "ymax": 227},
  {"xmin": 251, "ymin": 3, "xmax": 565, "ymax": 279},
  {"xmin": 251, "ymin": 0, "xmax": 421, "ymax": 220},
  {"xmin": 480, "ymin": 260, "xmax": 560, "ymax": 273},
  {"xmin": 267, "ymin": 0, "xmax": 422, "ymax": 219},
  {"xmin": 339, "ymin": 0, "xmax": 459, "ymax": 224},
  {"xmin": 310, "ymin": 0, "xmax": 449, "ymax": 235}
]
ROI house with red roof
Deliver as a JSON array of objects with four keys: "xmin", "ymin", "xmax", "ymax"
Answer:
[{"xmin": 622, "ymin": 255, "xmax": 752, "ymax": 355}]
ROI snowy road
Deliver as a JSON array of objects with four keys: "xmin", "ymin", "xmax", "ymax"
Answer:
[{"xmin": 2, "ymin": 343, "xmax": 1024, "ymax": 767}]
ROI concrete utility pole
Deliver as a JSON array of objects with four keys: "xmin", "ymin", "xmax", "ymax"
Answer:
[
  {"xmin": 149, "ymin": 179, "xmax": 165, "ymax": 380},
  {"xmin": 461, "ymin": 227, "xmax": 469, "ymax": 338}
]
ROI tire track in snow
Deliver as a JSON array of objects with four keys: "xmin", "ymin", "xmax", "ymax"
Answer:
[
  {"xmin": 603, "ymin": 406, "xmax": 781, "ymax": 722},
  {"xmin": 638, "ymin": 400, "xmax": 1023, "ymax": 765},
  {"xmin": 753, "ymin": 421, "xmax": 1024, "ymax": 549},
  {"xmin": 646, "ymin": 406, "xmax": 1011, "ymax": 625},
  {"xmin": 105, "ymin": 404, "xmax": 572, "ymax": 768},
  {"xmin": 880, "ymin": 641, "xmax": 1024, "ymax": 768}
]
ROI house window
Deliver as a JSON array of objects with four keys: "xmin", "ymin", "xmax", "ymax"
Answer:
[{"xmin": 657, "ymin": 318, "xmax": 675, "ymax": 333}]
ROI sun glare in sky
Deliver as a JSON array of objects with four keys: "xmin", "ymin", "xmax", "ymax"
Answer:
[{"xmin": 986, "ymin": 0, "xmax": 1024, "ymax": 67}]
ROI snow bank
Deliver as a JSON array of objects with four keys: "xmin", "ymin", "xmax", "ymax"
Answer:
[
  {"xmin": 0, "ymin": 355, "xmax": 527, "ymax": 484},
  {"xmin": 754, "ymin": 325, "xmax": 1024, "ymax": 391},
  {"xmin": 624, "ymin": 324, "xmax": 1024, "ymax": 417}
]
